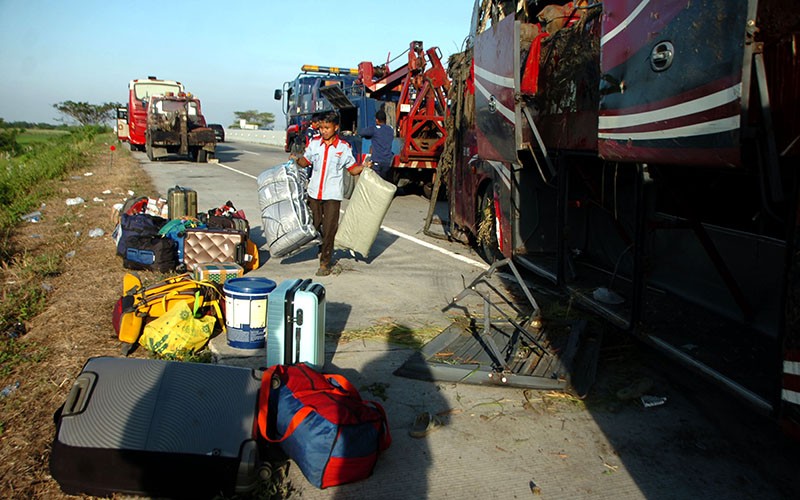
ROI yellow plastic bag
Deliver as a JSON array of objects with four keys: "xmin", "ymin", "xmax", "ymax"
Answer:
[{"xmin": 139, "ymin": 301, "xmax": 216, "ymax": 357}]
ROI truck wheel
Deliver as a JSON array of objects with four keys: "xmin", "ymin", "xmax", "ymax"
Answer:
[
  {"xmin": 477, "ymin": 186, "xmax": 501, "ymax": 263},
  {"xmin": 145, "ymin": 137, "xmax": 154, "ymax": 161}
]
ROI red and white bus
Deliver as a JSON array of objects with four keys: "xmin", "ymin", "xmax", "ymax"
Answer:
[
  {"xmin": 127, "ymin": 76, "xmax": 184, "ymax": 151},
  {"xmin": 445, "ymin": 0, "xmax": 800, "ymax": 437}
]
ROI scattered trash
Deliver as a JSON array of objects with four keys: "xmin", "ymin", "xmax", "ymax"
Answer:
[
  {"xmin": 0, "ymin": 381, "xmax": 20, "ymax": 399},
  {"xmin": 65, "ymin": 250, "xmax": 76, "ymax": 259},
  {"xmin": 69, "ymin": 175, "xmax": 83, "ymax": 180},
  {"xmin": 593, "ymin": 287, "xmax": 625, "ymax": 304},
  {"xmin": 640, "ymin": 395, "xmax": 667, "ymax": 408},
  {"xmin": 30, "ymin": 234, "xmax": 42, "ymax": 239},
  {"xmin": 361, "ymin": 382, "xmax": 389, "ymax": 401},
  {"xmin": 88, "ymin": 228, "xmax": 105, "ymax": 238},
  {"xmin": 84, "ymin": 172, "xmax": 94, "ymax": 176},
  {"xmin": 65, "ymin": 197, "xmax": 85, "ymax": 206},
  {"xmin": 529, "ymin": 480, "xmax": 542, "ymax": 495},
  {"xmin": 616, "ymin": 377, "xmax": 653, "ymax": 400},
  {"xmin": 42, "ymin": 282, "xmax": 54, "ymax": 293},
  {"xmin": 127, "ymin": 190, "xmax": 135, "ymax": 196},
  {"xmin": 4, "ymin": 322, "xmax": 26, "ymax": 339},
  {"xmin": 21, "ymin": 210, "xmax": 42, "ymax": 222},
  {"xmin": 102, "ymin": 189, "xmax": 112, "ymax": 195},
  {"xmin": 93, "ymin": 197, "xmax": 104, "ymax": 202},
  {"xmin": 74, "ymin": 231, "xmax": 81, "ymax": 237}
]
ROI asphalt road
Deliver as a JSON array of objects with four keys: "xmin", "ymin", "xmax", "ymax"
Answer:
[
  {"xmin": 134, "ymin": 139, "xmax": 800, "ymax": 499},
  {"xmin": 138, "ymin": 139, "xmax": 490, "ymax": 334}
]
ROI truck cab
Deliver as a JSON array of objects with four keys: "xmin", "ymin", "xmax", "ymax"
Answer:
[{"xmin": 145, "ymin": 93, "xmax": 216, "ymax": 162}]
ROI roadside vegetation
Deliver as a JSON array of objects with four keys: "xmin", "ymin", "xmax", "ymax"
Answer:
[{"xmin": 0, "ymin": 125, "xmax": 108, "ymax": 330}]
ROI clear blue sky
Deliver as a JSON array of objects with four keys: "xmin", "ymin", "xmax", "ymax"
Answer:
[{"xmin": 0, "ymin": 0, "xmax": 473, "ymax": 128}]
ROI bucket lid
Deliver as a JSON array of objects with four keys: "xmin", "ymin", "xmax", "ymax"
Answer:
[{"xmin": 223, "ymin": 277, "xmax": 277, "ymax": 294}]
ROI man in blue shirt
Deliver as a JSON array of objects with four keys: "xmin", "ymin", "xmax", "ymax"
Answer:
[{"xmin": 359, "ymin": 109, "xmax": 394, "ymax": 180}]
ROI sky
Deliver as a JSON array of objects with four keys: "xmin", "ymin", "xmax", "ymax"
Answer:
[{"xmin": 0, "ymin": 0, "xmax": 474, "ymax": 129}]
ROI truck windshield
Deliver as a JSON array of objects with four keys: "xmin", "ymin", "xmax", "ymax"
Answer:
[
  {"xmin": 134, "ymin": 82, "xmax": 182, "ymax": 100},
  {"xmin": 155, "ymin": 100, "xmax": 198, "ymax": 115}
]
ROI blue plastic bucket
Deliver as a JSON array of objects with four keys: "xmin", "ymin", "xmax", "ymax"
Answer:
[{"xmin": 223, "ymin": 277, "xmax": 276, "ymax": 349}]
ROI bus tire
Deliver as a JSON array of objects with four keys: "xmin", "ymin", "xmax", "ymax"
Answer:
[{"xmin": 477, "ymin": 185, "xmax": 501, "ymax": 263}]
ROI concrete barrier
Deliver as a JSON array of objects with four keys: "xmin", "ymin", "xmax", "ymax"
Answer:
[{"xmin": 224, "ymin": 129, "xmax": 285, "ymax": 148}]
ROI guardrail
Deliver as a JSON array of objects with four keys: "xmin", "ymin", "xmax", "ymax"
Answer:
[{"xmin": 224, "ymin": 129, "xmax": 285, "ymax": 147}]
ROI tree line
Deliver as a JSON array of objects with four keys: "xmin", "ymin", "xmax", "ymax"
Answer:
[{"xmin": 5, "ymin": 103, "xmax": 277, "ymax": 129}]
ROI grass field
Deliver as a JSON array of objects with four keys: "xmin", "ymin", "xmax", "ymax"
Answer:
[{"xmin": 15, "ymin": 128, "xmax": 70, "ymax": 145}]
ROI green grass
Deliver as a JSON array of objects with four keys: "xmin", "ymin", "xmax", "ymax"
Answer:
[
  {"xmin": 0, "ymin": 337, "xmax": 48, "ymax": 378},
  {"xmin": 0, "ymin": 127, "xmax": 110, "ymax": 333},
  {"xmin": 15, "ymin": 128, "xmax": 69, "ymax": 145}
]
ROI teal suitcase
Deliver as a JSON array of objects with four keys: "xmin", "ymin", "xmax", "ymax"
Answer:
[{"xmin": 266, "ymin": 279, "xmax": 326, "ymax": 370}]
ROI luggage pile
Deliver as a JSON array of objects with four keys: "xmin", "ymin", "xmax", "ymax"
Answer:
[
  {"xmin": 113, "ymin": 186, "xmax": 258, "ymax": 274},
  {"xmin": 53, "ymin": 165, "xmax": 403, "ymax": 497},
  {"xmin": 63, "ymin": 273, "xmax": 391, "ymax": 497},
  {"xmin": 51, "ymin": 357, "xmax": 391, "ymax": 498},
  {"xmin": 257, "ymin": 161, "xmax": 320, "ymax": 258},
  {"xmin": 110, "ymin": 186, "xmax": 261, "ymax": 357}
]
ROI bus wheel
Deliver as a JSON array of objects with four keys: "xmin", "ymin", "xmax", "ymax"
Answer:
[
  {"xmin": 477, "ymin": 186, "xmax": 500, "ymax": 263},
  {"xmin": 422, "ymin": 182, "xmax": 433, "ymax": 199}
]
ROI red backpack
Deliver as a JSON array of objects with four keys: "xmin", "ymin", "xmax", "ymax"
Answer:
[{"xmin": 257, "ymin": 363, "xmax": 391, "ymax": 489}]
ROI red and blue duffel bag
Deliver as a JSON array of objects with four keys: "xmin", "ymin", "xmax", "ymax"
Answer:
[{"xmin": 257, "ymin": 363, "xmax": 391, "ymax": 489}]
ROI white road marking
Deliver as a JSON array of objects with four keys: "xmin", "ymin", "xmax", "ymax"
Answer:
[
  {"xmin": 380, "ymin": 225, "xmax": 490, "ymax": 270},
  {"xmin": 217, "ymin": 161, "xmax": 489, "ymax": 269},
  {"xmin": 216, "ymin": 161, "xmax": 258, "ymax": 180},
  {"xmin": 241, "ymin": 150, "xmax": 261, "ymax": 155}
]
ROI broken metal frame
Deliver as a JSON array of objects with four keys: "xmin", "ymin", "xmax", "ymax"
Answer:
[{"xmin": 443, "ymin": 258, "xmax": 544, "ymax": 374}]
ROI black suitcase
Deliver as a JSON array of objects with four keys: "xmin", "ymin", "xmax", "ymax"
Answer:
[
  {"xmin": 122, "ymin": 234, "xmax": 177, "ymax": 272},
  {"xmin": 50, "ymin": 357, "xmax": 264, "ymax": 498}
]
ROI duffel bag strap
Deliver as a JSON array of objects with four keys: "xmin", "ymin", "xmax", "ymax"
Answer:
[
  {"xmin": 325, "ymin": 373, "xmax": 362, "ymax": 398},
  {"xmin": 366, "ymin": 399, "xmax": 392, "ymax": 451},
  {"xmin": 258, "ymin": 365, "xmax": 315, "ymax": 443}
]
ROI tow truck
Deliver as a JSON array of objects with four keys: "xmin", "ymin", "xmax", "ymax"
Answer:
[{"xmin": 275, "ymin": 41, "xmax": 450, "ymax": 197}]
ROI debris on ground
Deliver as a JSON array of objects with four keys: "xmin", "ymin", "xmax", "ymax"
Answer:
[
  {"xmin": 409, "ymin": 411, "xmax": 443, "ymax": 438},
  {"xmin": 641, "ymin": 395, "xmax": 668, "ymax": 408},
  {"xmin": 0, "ymin": 382, "xmax": 20, "ymax": 399}
]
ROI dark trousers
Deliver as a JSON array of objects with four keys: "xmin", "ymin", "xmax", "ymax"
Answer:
[{"xmin": 308, "ymin": 198, "xmax": 341, "ymax": 267}]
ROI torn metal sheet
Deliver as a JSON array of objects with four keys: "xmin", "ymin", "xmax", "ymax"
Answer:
[{"xmin": 395, "ymin": 259, "xmax": 599, "ymax": 393}]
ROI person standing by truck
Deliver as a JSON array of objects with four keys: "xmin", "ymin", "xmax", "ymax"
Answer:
[
  {"xmin": 358, "ymin": 109, "xmax": 394, "ymax": 180},
  {"xmin": 304, "ymin": 113, "xmax": 323, "ymax": 146},
  {"xmin": 294, "ymin": 112, "xmax": 363, "ymax": 276}
]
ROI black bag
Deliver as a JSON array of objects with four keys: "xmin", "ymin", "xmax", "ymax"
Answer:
[
  {"xmin": 122, "ymin": 235, "xmax": 177, "ymax": 272},
  {"xmin": 116, "ymin": 214, "xmax": 168, "ymax": 257}
]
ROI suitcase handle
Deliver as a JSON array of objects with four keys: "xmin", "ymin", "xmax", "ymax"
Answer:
[{"xmin": 62, "ymin": 372, "xmax": 97, "ymax": 416}]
